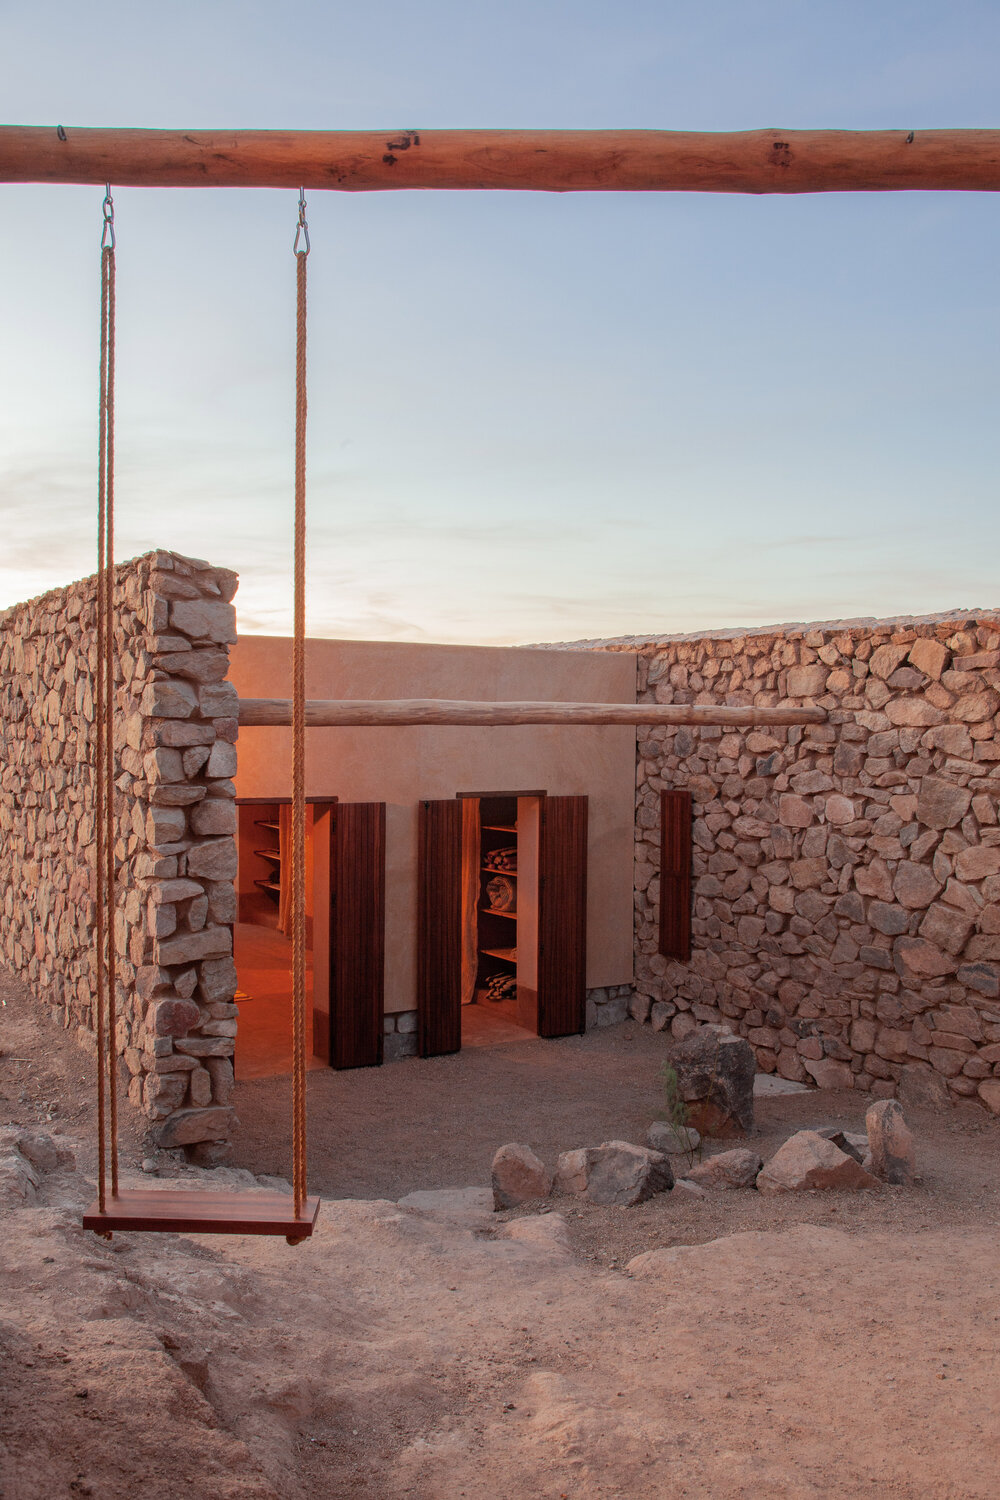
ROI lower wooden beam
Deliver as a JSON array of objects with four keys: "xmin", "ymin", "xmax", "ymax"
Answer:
[{"xmin": 237, "ymin": 698, "xmax": 827, "ymax": 728}]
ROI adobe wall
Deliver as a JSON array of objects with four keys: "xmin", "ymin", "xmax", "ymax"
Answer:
[
  {"xmin": 0, "ymin": 551, "xmax": 243, "ymax": 1158},
  {"xmin": 584, "ymin": 612, "xmax": 1000, "ymax": 1112},
  {"xmin": 228, "ymin": 635, "xmax": 638, "ymax": 1032}
]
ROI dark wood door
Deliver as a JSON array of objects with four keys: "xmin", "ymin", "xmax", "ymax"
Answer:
[
  {"xmin": 537, "ymin": 795, "xmax": 588, "ymax": 1038},
  {"xmin": 329, "ymin": 802, "xmax": 386, "ymax": 1069},
  {"xmin": 417, "ymin": 799, "xmax": 463, "ymax": 1057},
  {"xmin": 659, "ymin": 788, "xmax": 692, "ymax": 962}
]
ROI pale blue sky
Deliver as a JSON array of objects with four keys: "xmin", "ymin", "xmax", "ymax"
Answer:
[{"xmin": 2, "ymin": 1, "xmax": 999, "ymax": 642}]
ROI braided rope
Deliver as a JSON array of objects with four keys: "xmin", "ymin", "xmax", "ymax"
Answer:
[
  {"xmin": 95, "ymin": 244, "xmax": 110, "ymax": 1212},
  {"xmin": 291, "ymin": 244, "xmax": 308, "ymax": 1218},
  {"xmin": 104, "ymin": 247, "xmax": 119, "ymax": 1197}
]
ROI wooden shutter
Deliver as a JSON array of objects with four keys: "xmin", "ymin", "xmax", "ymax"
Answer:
[
  {"xmin": 537, "ymin": 795, "xmax": 588, "ymax": 1038},
  {"xmin": 417, "ymin": 799, "xmax": 462, "ymax": 1057},
  {"xmin": 330, "ymin": 802, "xmax": 386, "ymax": 1069},
  {"xmin": 659, "ymin": 788, "xmax": 692, "ymax": 961}
]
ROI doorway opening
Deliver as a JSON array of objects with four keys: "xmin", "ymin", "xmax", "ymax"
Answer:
[
  {"xmin": 234, "ymin": 799, "xmax": 327, "ymax": 1080},
  {"xmin": 418, "ymin": 791, "xmax": 589, "ymax": 1058},
  {"xmin": 461, "ymin": 794, "xmax": 540, "ymax": 1049}
]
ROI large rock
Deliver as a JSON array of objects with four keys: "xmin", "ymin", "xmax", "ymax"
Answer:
[
  {"xmin": 582, "ymin": 1142, "xmax": 673, "ymax": 1206},
  {"xmin": 154, "ymin": 1106, "xmax": 236, "ymax": 1148},
  {"xmin": 491, "ymin": 1143, "xmax": 552, "ymax": 1210},
  {"xmin": 669, "ymin": 1026, "xmax": 755, "ymax": 1136},
  {"xmin": 865, "ymin": 1099, "xmax": 916, "ymax": 1186},
  {"xmin": 756, "ymin": 1131, "xmax": 879, "ymax": 1193},
  {"xmin": 646, "ymin": 1122, "xmax": 701, "ymax": 1155},
  {"xmin": 686, "ymin": 1148, "xmax": 762, "ymax": 1190},
  {"xmin": 898, "ymin": 1064, "xmax": 952, "ymax": 1112},
  {"xmin": 979, "ymin": 1080, "xmax": 1000, "ymax": 1115}
]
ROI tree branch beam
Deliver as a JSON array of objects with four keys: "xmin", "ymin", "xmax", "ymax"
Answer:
[
  {"xmin": 3, "ymin": 126, "xmax": 1000, "ymax": 193},
  {"xmin": 236, "ymin": 698, "xmax": 828, "ymax": 728}
]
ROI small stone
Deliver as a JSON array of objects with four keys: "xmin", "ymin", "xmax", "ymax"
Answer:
[
  {"xmin": 865, "ymin": 1099, "xmax": 916, "ymax": 1185},
  {"xmin": 672, "ymin": 1178, "xmax": 708, "ymax": 1200},
  {"xmin": 580, "ymin": 1141, "xmax": 673, "ymax": 1207},
  {"xmin": 554, "ymin": 1148, "xmax": 589, "ymax": 1196},
  {"xmin": 825, "ymin": 795, "xmax": 855, "ymax": 826},
  {"xmin": 802, "ymin": 1057, "xmax": 853, "ymax": 1090},
  {"xmin": 756, "ymin": 1131, "xmax": 879, "ymax": 1193},
  {"xmin": 917, "ymin": 777, "xmax": 973, "ymax": 832},
  {"xmin": 646, "ymin": 1122, "xmax": 700, "ymax": 1155},
  {"xmin": 893, "ymin": 863, "xmax": 942, "ymax": 911},
  {"xmin": 907, "ymin": 638, "xmax": 948, "ymax": 679},
  {"xmin": 491, "ymin": 1143, "xmax": 552, "ymax": 1210},
  {"xmin": 977, "ymin": 1079, "xmax": 1000, "ymax": 1115},
  {"xmin": 686, "ymin": 1148, "xmax": 762, "ymax": 1190}
]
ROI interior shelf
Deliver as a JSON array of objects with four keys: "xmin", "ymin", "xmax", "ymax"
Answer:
[
  {"xmin": 482, "ymin": 824, "xmax": 517, "ymax": 833},
  {"xmin": 480, "ymin": 907, "xmax": 517, "ymax": 919},
  {"xmin": 254, "ymin": 878, "xmax": 281, "ymax": 894},
  {"xmin": 255, "ymin": 819, "xmax": 280, "ymax": 833},
  {"xmin": 481, "ymin": 865, "xmax": 517, "ymax": 875},
  {"xmin": 254, "ymin": 848, "xmax": 282, "ymax": 862},
  {"xmin": 481, "ymin": 947, "xmax": 517, "ymax": 963}
]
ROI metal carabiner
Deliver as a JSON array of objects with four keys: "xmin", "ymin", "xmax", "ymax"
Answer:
[
  {"xmin": 293, "ymin": 187, "xmax": 310, "ymax": 256},
  {"xmin": 101, "ymin": 183, "xmax": 115, "ymax": 250}
]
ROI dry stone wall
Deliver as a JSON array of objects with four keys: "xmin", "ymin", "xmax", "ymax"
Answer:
[
  {"xmin": 589, "ymin": 613, "xmax": 1000, "ymax": 1113},
  {"xmin": 0, "ymin": 551, "xmax": 242, "ymax": 1159}
]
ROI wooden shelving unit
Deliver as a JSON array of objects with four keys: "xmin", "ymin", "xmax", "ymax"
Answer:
[
  {"xmin": 476, "ymin": 796, "xmax": 519, "ymax": 1002},
  {"xmin": 253, "ymin": 817, "xmax": 282, "ymax": 903}
]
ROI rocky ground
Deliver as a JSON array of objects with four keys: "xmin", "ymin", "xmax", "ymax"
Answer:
[{"xmin": 2, "ymin": 967, "xmax": 1000, "ymax": 1499}]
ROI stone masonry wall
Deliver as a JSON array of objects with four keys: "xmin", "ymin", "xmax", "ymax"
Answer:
[
  {"xmin": 587, "ymin": 612, "xmax": 1000, "ymax": 1113},
  {"xmin": 0, "ymin": 551, "xmax": 242, "ymax": 1159}
]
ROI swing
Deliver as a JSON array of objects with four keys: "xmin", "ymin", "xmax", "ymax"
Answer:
[{"xmin": 82, "ymin": 188, "xmax": 319, "ymax": 1244}]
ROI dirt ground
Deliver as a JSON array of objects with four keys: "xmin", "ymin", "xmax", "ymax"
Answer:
[{"xmin": 2, "ymin": 965, "xmax": 999, "ymax": 1499}]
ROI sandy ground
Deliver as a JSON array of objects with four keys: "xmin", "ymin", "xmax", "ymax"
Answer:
[{"xmin": 2, "ymin": 966, "xmax": 999, "ymax": 1499}]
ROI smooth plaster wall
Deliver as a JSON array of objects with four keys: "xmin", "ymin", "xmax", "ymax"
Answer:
[{"xmin": 229, "ymin": 637, "xmax": 637, "ymax": 1012}]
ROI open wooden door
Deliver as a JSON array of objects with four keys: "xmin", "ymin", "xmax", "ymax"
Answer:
[
  {"xmin": 659, "ymin": 788, "xmax": 692, "ymax": 962},
  {"xmin": 322, "ymin": 801, "xmax": 386, "ymax": 1069},
  {"xmin": 417, "ymin": 799, "xmax": 463, "ymax": 1057},
  {"xmin": 536, "ymin": 795, "xmax": 588, "ymax": 1038}
]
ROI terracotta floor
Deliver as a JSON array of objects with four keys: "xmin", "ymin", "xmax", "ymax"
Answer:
[
  {"xmin": 462, "ymin": 996, "xmax": 536, "ymax": 1047},
  {"xmin": 234, "ymin": 921, "xmax": 325, "ymax": 1080},
  {"xmin": 235, "ymin": 924, "xmax": 536, "ymax": 1077}
]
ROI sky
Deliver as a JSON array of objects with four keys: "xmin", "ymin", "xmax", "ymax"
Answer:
[{"xmin": 2, "ymin": 1, "xmax": 1000, "ymax": 644}]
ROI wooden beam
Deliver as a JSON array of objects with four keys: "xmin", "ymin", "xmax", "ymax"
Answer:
[
  {"xmin": 4, "ymin": 127, "xmax": 1000, "ymax": 194},
  {"xmin": 237, "ymin": 698, "xmax": 827, "ymax": 728}
]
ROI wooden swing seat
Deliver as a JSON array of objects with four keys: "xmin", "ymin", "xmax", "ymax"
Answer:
[{"xmin": 82, "ymin": 1187, "xmax": 321, "ymax": 1242}]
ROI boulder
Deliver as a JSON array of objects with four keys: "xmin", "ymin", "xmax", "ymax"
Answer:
[
  {"xmin": 554, "ymin": 1148, "xmax": 590, "ymax": 1196},
  {"xmin": 154, "ymin": 1106, "xmax": 236, "ymax": 1148},
  {"xmin": 0, "ymin": 1127, "xmax": 74, "ymax": 1174},
  {"xmin": 898, "ymin": 1064, "xmax": 952, "ymax": 1112},
  {"xmin": 582, "ymin": 1142, "xmax": 673, "ymax": 1207},
  {"xmin": 979, "ymin": 1079, "xmax": 1000, "ymax": 1115},
  {"xmin": 686, "ymin": 1148, "xmax": 763, "ymax": 1190},
  {"xmin": 491, "ymin": 1143, "xmax": 553, "ymax": 1210},
  {"xmin": 670, "ymin": 1026, "xmax": 755, "ymax": 1136},
  {"xmin": 646, "ymin": 1122, "xmax": 701, "ymax": 1156},
  {"xmin": 0, "ymin": 1152, "xmax": 40, "ymax": 1205},
  {"xmin": 801, "ymin": 1057, "xmax": 853, "ymax": 1091},
  {"xmin": 865, "ymin": 1099, "xmax": 916, "ymax": 1186},
  {"xmin": 756, "ymin": 1131, "xmax": 879, "ymax": 1194}
]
